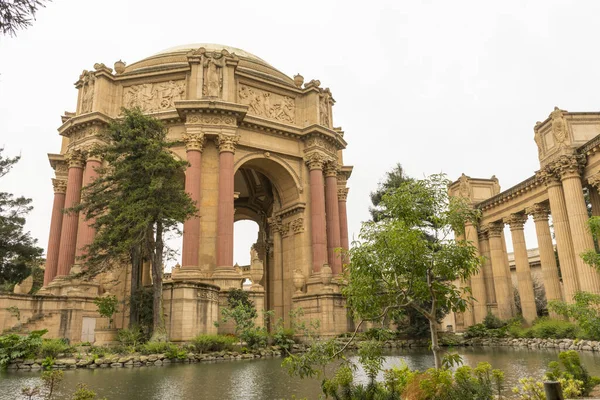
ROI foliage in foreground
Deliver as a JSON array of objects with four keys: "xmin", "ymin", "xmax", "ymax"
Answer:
[
  {"xmin": 549, "ymin": 292, "xmax": 600, "ymax": 341},
  {"xmin": 345, "ymin": 173, "xmax": 481, "ymax": 369},
  {"xmin": 0, "ymin": 329, "xmax": 46, "ymax": 368}
]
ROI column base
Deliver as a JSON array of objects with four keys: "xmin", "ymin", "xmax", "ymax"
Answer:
[
  {"xmin": 171, "ymin": 266, "xmax": 210, "ymax": 282},
  {"xmin": 211, "ymin": 266, "xmax": 243, "ymax": 290},
  {"xmin": 45, "ymin": 275, "xmax": 100, "ymax": 297}
]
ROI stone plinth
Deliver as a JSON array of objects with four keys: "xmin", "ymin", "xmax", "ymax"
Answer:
[
  {"xmin": 292, "ymin": 291, "xmax": 351, "ymax": 337},
  {"xmin": 94, "ymin": 329, "xmax": 118, "ymax": 346},
  {"xmin": 163, "ymin": 281, "xmax": 220, "ymax": 342}
]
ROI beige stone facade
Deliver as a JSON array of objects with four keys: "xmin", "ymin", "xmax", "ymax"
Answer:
[
  {"xmin": 0, "ymin": 44, "xmax": 352, "ymax": 341},
  {"xmin": 447, "ymin": 107, "xmax": 600, "ymax": 331}
]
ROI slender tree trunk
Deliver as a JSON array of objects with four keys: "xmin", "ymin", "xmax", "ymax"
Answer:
[
  {"xmin": 429, "ymin": 317, "xmax": 441, "ymax": 369},
  {"xmin": 129, "ymin": 245, "xmax": 142, "ymax": 327},
  {"xmin": 149, "ymin": 221, "xmax": 167, "ymax": 342}
]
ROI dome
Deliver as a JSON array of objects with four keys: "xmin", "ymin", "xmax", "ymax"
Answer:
[{"xmin": 123, "ymin": 43, "xmax": 294, "ymax": 86}]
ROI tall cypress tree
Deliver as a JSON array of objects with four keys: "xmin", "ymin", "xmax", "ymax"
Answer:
[{"xmin": 74, "ymin": 108, "xmax": 196, "ymax": 340}]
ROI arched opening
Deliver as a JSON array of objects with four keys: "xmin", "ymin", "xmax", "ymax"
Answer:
[{"xmin": 234, "ymin": 219, "xmax": 259, "ymax": 289}]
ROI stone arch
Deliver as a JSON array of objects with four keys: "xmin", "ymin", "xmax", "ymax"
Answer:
[{"xmin": 234, "ymin": 153, "xmax": 301, "ymax": 206}]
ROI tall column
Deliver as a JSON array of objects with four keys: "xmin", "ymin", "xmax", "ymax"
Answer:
[
  {"xmin": 539, "ymin": 169, "xmax": 579, "ymax": 302},
  {"xmin": 478, "ymin": 229, "xmax": 497, "ymax": 305},
  {"xmin": 505, "ymin": 213, "xmax": 537, "ymax": 323},
  {"xmin": 527, "ymin": 203, "xmax": 563, "ymax": 312},
  {"xmin": 56, "ymin": 150, "xmax": 85, "ymax": 277},
  {"xmin": 215, "ymin": 134, "xmax": 239, "ymax": 268},
  {"xmin": 181, "ymin": 132, "xmax": 205, "ymax": 270},
  {"xmin": 43, "ymin": 179, "xmax": 67, "ymax": 286},
  {"xmin": 74, "ymin": 156, "xmax": 102, "ymax": 262},
  {"xmin": 324, "ymin": 162, "xmax": 342, "ymax": 275},
  {"xmin": 487, "ymin": 222, "xmax": 515, "ymax": 319},
  {"xmin": 306, "ymin": 153, "xmax": 327, "ymax": 274},
  {"xmin": 465, "ymin": 222, "xmax": 487, "ymax": 324},
  {"xmin": 269, "ymin": 218, "xmax": 284, "ymax": 320},
  {"xmin": 556, "ymin": 156, "xmax": 600, "ymax": 294},
  {"xmin": 338, "ymin": 187, "xmax": 349, "ymax": 262}
]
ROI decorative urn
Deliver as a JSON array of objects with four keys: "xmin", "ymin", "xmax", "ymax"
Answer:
[
  {"xmin": 293, "ymin": 269, "xmax": 305, "ymax": 294},
  {"xmin": 114, "ymin": 60, "xmax": 126, "ymax": 74},
  {"xmin": 293, "ymin": 73, "xmax": 304, "ymax": 88},
  {"xmin": 321, "ymin": 264, "xmax": 333, "ymax": 286}
]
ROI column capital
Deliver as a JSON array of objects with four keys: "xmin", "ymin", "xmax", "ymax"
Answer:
[
  {"xmin": 477, "ymin": 227, "xmax": 489, "ymax": 242},
  {"xmin": 215, "ymin": 133, "xmax": 240, "ymax": 153},
  {"xmin": 536, "ymin": 167, "xmax": 561, "ymax": 188},
  {"xmin": 51, "ymin": 178, "xmax": 67, "ymax": 194},
  {"xmin": 64, "ymin": 149, "xmax": 86, "ymax": 168},
  {"xmin": 487, "ymin": 221, "xmax": 504, "ymax": 237},
  {"xmin": 504, "ymin": 213, "xmax": 527, "ymax": 230},
  {"xmin": 554, "ymin": 154, "xmax": 586, "ymax": 180},
  {"xmin": 268, "ymin": 216, "xmax": 282, "ymax": 234},
  {"xmin": 323, "ymin": 161, "xmax": 339, "ymax": 177},
  {"xmin": 338, "ymin": 187, "xmax": 349, "ymax": 202},
  {"xmin": 588, "ymin": 172, "xmax": 600, "ymax": 190},
  {"xmin": 525, "ymin": 203, "xmax": 550, "ymax": 221},
  {"xmin": 304, "ymin": 152, "xmax": 326, "ymax": 171},
  {"xmin": 183, "ymin": 132, "xmax": 206, "ymax": 152}
]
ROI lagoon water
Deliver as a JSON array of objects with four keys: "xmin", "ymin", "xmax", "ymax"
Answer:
[{"xmin": 2, "ymin": 347, "xmax": 600, "ymax": 399}]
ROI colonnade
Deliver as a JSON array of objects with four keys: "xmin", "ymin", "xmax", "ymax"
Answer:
[
  {"xmin": 462, "ymin": 154, "xmax": 600, "ymax": 326},
  {"xmin": 43, "ymin": 134, "xmax": 350, "ymax": 288}
]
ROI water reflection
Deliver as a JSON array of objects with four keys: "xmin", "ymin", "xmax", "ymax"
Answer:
[{"xmin": 1, "ymin": 348, "xmax": 599, "ymax": 400}]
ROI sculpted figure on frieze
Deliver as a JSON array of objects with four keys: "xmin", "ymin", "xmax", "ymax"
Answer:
[
  {"xmin": 80, "ymin": 70, "xmax": 96, "ymax": 114},
  {"xmin": 203, "ymin": 51, "xmax": 225, "ymax": 98},
  {"xmin": 123, "ymin": 81, "xmax": 186, "ymax": 112},
  {"xmin": 238, "ymin": 85, "xmax": 295, "ymax": 124}
]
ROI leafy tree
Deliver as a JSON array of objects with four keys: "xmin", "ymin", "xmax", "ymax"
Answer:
[
  {"xmin": 0, "ymin": 0, "xmax": 50, "ymax": 36},
  {"xmin": 345, "ymin": 174, "xmax": 481, "ymax": 368},
  {"xmin": 369, "ymin": 163, "xmax": 412, "ymax": 222},
  {"xmin": 93, "ymin": 295, "xmax": 118, "ymax": 329},
  {"xmin": 0, "ymin": 149, "xmax": 43, "ymax": 289},
  {"xmin": 73, "ymin": 108, "xmax": 196, "ymax": 341}
]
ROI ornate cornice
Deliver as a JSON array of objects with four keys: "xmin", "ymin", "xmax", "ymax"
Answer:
[
  {"xmin": 215, "ymin": 133, "xmax": 240, "ymax": 153},
  {"xmin": 504, "ymin": 213, "xmax": 527, "ymax": 230},
  {"xmin": 525, "ymin": 203, "xmax": 550, "ymax": 222},
  {"xmin": 476, "ymin": 175, "xmax": 541, "ymax": 211},
  {"xmin": 51, "ymin": 178, "xmax": 67, "ymax": 194},
  {"xmin": 275, "ymin": 202, "xmax": 306, "ymax": 219}
]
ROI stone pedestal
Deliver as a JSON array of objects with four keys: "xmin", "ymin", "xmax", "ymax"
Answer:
[
  {"xmin": 94, "ymin": 328, "xmax": 118, "ymax": 346},
  {"xmin": 292, "ymin": 290, "xmax": 350, "ymax": 337},
  {"xmin": 163, "ymin": 281, "xmax": 220, "ymax": 342}
]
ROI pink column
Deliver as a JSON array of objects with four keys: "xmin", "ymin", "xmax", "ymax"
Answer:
[
  {"xmin": 324, "ymin": 162, "xmax": 342, "ymax": 275},
  {"xmin": 338, "ymin": 187, "xmax": 349, "ymax": 257},
  {"xmin": 182, "ymin": 134, "xmax": 204, "ymax": 268},
  {"xmin": 43, "ymin": 178, "xmax": 67, "ymax": 286},
  {"xmin": 56, "ymin": 151, "xmax": 85, "ymax": 277},
  {"xmin": 306, "ymin": 154, "xmax": 327, "ymax": 274},
  {"xmin": 216, "ymin": 134, "xmax": 238, "ymax": 267},
  {"xmin": 75, "ymin": 157, "xmax": 102, "ymax": 262}
]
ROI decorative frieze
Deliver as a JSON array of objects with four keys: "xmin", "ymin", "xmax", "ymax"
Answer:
[
  {"xmin": 238, "ymin": 85, "xmax": 295, "ymax": 124},
  {"xmin": 304, "ymin": 136, "xmax": 337, "ymax": 155},
  {"xmin": 197, "ymin": 288, "xmax": 219, "ymax": 303},
  {"xmin": 588, "ymin": 172, "xmax": 600, "ymax": 190},
  {"xmin": 123, "ymin": 80, "xmax": 186, "ymax": 112}
]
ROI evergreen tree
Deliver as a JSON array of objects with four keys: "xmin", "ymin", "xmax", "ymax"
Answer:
[
  {"xmin": 369, "ymin": 163, "xmax": 412, "ymax": 222},
  {"xmin": 74, "ymin": 108, "xmax": 196, "ymax": 340},
  {"xmin": 0, "ymin": 149, "xmax": 43, "ymax": 290}
]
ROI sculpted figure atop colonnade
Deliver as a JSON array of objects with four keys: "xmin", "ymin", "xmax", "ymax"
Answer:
[{"xmin": 448, "ymin": 106, "xmax": 600, "ymax": 330}]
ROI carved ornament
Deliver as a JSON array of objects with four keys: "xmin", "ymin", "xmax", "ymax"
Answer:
[
  {"xmin": 323, "ymin": 161, "xmax": 339, "ymax": 178},
  {"xmin": 319, "ymin": 93, "xmax": 330, "ymax": 127},
  {"xmin": 304, "ymin": 136, "xmax": 336, "ymax": 154},
  {"xmin": 54, "ymin": 162, "xmax": 68, "ymax": 178},
  {"xmin": 550, "ymin": 107, "xmax": 568, "ymax": 144},
  {"xmin": 268, "ymin": 216, "xmax": 282, "ymax": 234},
  {"xmin": 201, "ymin": 50, "xmax": 230, "ymax": 98},
  {"xmin": 536, "ymin": 167, "xmax": 561, "ymax": 187},
  {"xmin": 525, "ymin": 203, "xmax": 550, "ymax": 221},
  {"xmin": 304, "ymin": 152, "xmax": 326, "ymax": 171},
  {"xmin": 238, "ymin": 85, "xmax": 295, "ymax": 124},
  {"xmin": 52, "ymin": 178, "xmax": 67, "ymax": 194},
  {"xmin": 487, "ymin": 222, "xmax": 504, "ymax": 238},
  {"xmin": 183, "ymin": 132, "xmax": 206, "ymax": 152},
  {"xmin": 534, "ymin": 121, "xmax": 543, "ymax": 156},
  {"xmin": 123, "ymin": 80, "xmax": 186, "ymax": 112},
  {"xmin": 553, "ymin": 154, "xmax": 586, "ymax": 179},
  {"xmin": 64, "ymin": 149, "xmax": 86, "ymax": 168},
  {"xmin": 338, "ymin": 187, "xmax": 349, "ymax": 201},
  {"xmin": 503, "ymin": 213, "xmax": 527, "ymax": 230},
  {"xmin": 68, "ymin": 126, "xmax": 101, "ymax": 144},
  {"xmin": 215, "ymin": 134, "xmax": 240, "ymax": 153},
  {"xmin": 280, "ymin": 222, "xmax": 291, "ymax": 237},
  {"xmin": 588, "ymin": 172, "xmax": 600, "ymax": 190},
  {"xmin": 457, "ymin": 173, "xmax": 472, "ymax": 199},
  {"xmin": 291, "ymin": 217, "xmax": 304, "ymax": 234}
]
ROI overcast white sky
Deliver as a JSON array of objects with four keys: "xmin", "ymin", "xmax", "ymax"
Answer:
[{"xmin": 2, "ymin": 0, "xmax": 599, "ymax": 268}]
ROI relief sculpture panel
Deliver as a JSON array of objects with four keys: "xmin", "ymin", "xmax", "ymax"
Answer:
[
  {"xmin": 123, "ymin": 80, "xmax": 186, "ymax": 112},
  {"xmin": 238, "ymin": 85, "xmax": 295, "ymax": 124}
]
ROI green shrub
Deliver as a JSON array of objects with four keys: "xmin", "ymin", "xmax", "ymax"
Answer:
[
  {"xmin": 550, "ymin": 292, "xmax": 600, "ymax": 340},
  {"xmin": 244, "ymin": 328, "xmax": 268, "ymax": 349},
  {"xmin": 117, "ymin": 326, "xmax": 146, "ymax": 349},
  {"xmin": 40, "ymin": 338, "xmax": 72, "ymax": 358},
  {"xmin": 0, "ymin": 329, "xmax": 46, "ymax": 368},
  {"xmin": 510, "ymin": 318, "xmax": 580, "ymax": 339},
  {"xmin": 191, "ymin": 334, "xmax": 236, "ymax": 353},
  {"xmin": 483, "ymin": 312, "xmax": 506, "ymax": 329},
  {"xmin": 164, "ymin": 345, "xmax": 187, "ymax": 360},
  {"xmin": 140, "ymin": 341, "xmax": 177, "ymax": 355}
]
